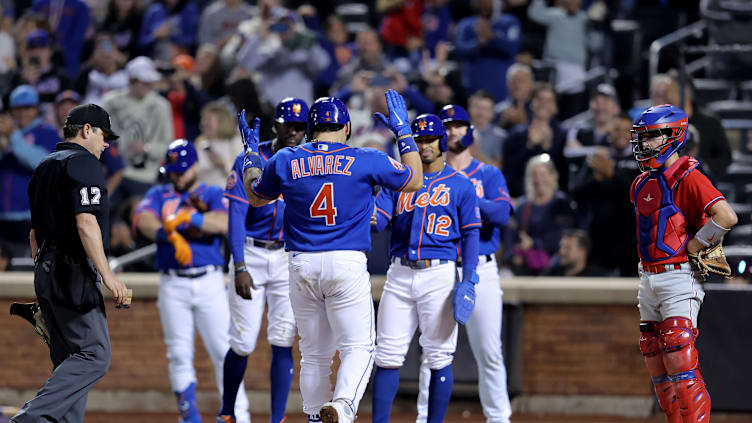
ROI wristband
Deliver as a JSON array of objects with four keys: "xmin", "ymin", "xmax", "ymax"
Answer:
[
  {"xmin": 396, "ymin": 136, "xmax": 418, "ymax": 155},
  {"xmin": 190, "ymin": 212, "xmax": 204, "ymax": 230},
  {"xmin": 156, "ymin": 228, "xmax": 168, "ymax": 243},
  {"xmin": 694, "ymin": 217, "xmax": 729, "ymax": 247},
  {"xmin": 235, "ymin": 265, "xmax": 247, "ymax": 274},
  {"xmin": 243, "ymin": 152, "xmax": 263, "ymax": 171}
]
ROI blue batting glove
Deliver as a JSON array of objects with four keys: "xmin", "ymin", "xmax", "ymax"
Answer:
[
  {"xmin": 374, "ymin": 89, "xmax": 411, "ymax": 138},
  {"xmin": 452, "ymin": 278, "xmax": 477, "ymax": 325},
  {"xmin": 238, "ymin": 110, "xmax": 260, "ymax": 154}
]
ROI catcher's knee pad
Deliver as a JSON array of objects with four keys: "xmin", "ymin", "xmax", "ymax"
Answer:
[{"xmin": 658, "ymin": 317, "xmax": 711, "ymax": 422}]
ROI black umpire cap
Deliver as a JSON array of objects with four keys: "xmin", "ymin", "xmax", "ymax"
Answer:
[{"xmin": 64, "ymin": 104, "xmax": 119, "ymax": 141}]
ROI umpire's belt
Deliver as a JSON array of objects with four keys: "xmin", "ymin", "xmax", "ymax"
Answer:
[
  {"xmin": 163, "ymin": 265, "xmax": 221, "ymax": 279},
  {"xmin": 246, "ymin": 237, "xmax": 284, "ymax": 250},
  {"xmin": 392, "ymin": 257, "xmax": 452, "ymax": 270},
  {"xmin": 641, "ymin": 261, "xmax": 688, "ymax": 274}
]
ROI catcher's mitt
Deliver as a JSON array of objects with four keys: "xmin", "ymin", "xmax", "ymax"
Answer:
[{"xmin": 688, "ymin": 243, "xmax": 731, "ymax": 279}]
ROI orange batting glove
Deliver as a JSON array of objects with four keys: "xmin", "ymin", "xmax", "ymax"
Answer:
[
  {"xmin": 164, "ymin": 211, "xmax": 193, "ymax": 234},
  {"xmin": 168, "ymin": 232, "xmax": 193, "ymax": 266}
]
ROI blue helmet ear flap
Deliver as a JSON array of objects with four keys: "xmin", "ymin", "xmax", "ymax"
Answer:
[{"xmin": 439, "ymin": 134, "xmax": 448, "ymax": 152}]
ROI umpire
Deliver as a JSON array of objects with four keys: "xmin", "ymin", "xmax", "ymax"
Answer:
[{"xmin": 12, "ymin": 104, "xmax": 129, "ymax": 423}]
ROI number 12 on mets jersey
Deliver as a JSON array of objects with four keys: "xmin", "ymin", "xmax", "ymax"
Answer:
[{"xmin": 310, "ymin": 182, "xmax": 338, "ymax": 226}]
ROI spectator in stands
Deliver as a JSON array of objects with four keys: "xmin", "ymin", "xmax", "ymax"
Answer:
[
  {"xmin": 377, "ymin": 0, "xmax": 422, "ymax": 59},
  {"xmin": 498, "ymin": 63, "xmax": 535, "ymax": 130},
  {"xmin": 313, "ymin": 14, "xmax": 355, "ymax": 98},
  {"xmin": 139, "ymin": 0, "xmax": 200, "ymax": 62},
  {"xmin": 102, "ymin": 56, "xmax": 173, "ymax": 194},
  {"xmin": 31, "ymin": 0, "xmax": 89, "ymax": 77},
  {"xmin": 505, "ymin": 154, "xmax": 576, "ymax": 275},
  {"xmin": 545, "ymin": 229, "xmax": 610, "ymax": 277},
  {"xmin": 528, "ymin": 0, "xmax": 603, "ymax": 118},
  {"xmin": 468, "ymin": 90, "xmax": 507, "ymax": 168},
  {"xmin": 194, "ymin": 43, "xmax": 224, "ymax": 99},
  {"xmin": 331, "ymin": 28, "xmax": 393, "ymax": 96},
  {"xmin": 454, "ymin": 0, "xmax": 522, "ymax": 102},
  {"xmin": 503, "ymin": 83, "xmax": 566, "ymax": 197},
  {"xmin": 570, "ymin": 112, "xmax": 639, "ymax": 276},
  {"xmin": 565, "ymin": 83, "xmax": 620, "ymax": 151},
  {"xmin": 74, "ymin": 33, "xmax": 129, "ymax": 105},
  {"xmin": 234, "ymin": 9, "xmax": 329, "ymax": 106},
  {"xmin": 100, "ymin": 0, "xmax": 144, "ymax": 59},
  {"xmin": 0, "ymin": 85, "xmax": 60, "ymax": 253},
  {"xmin": 161, "ymin": 53, "xmax": 209, "ymax": 141},
  {"xmin": 421, "ymin": 0, "xmax": 452, "ymax": 56},
  {"xmin": 0, "ymin": 241, "xmax": 11, "ymax": 271},
  {"xmin": 198, "ymin": 0, "xmax": 254, "ymax": 48},
  {"xmin": 419, "ymin": 41, "xmax": 467, "ymax": 111},
  {"xmin": 0, "ymin": 14, "xmax": 15, "ymax": 95},
  {"xmin": 194, "ymin": 100, "xmax": 242, "ymax": 187},
  {"xmin": 11, "ymin": 29, "xmax": 71, "ymax": 124}
]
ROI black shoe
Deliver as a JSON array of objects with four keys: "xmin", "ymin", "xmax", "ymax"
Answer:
[{"xmin": 10, "ymin": 302, "xmax": 50, "ymax": 345}]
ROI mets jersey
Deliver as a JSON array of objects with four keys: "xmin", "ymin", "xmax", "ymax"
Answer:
[
  {"xmin": 251, "ymin": 142, "xmax": 413, "ymax": 252},
  {"xmin": 373, "ymin": 165, "xmax": 481, "ymax": 261},
  {"xmin": 225, "ymin": 141, "xmax": 286, "ymax": 261},
  {"xmin": 136, "ymin": 182, "xmax": 228, "ymax": 270},
  {"xmin": 460, "ymin": 159, "xmax": 513, "ymax": 255}
]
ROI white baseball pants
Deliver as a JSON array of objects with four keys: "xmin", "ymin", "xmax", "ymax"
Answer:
[
  {"xmin": 288, "ymin": 250, "xmax": 375, "ymax": 416},
  {"xmin": 637, "ymin": 262, "xmax": 705, "ymax": 326},
  {"xmin": 228, "ymin": 244, "xmax": 297, "ymax": 356},
  {"xmin": 157, "ymin": 268, "xmax": 250, "ymax": 421}
]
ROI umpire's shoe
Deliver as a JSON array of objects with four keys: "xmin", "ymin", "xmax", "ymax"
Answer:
[
  {"xmin": 10, "ymin": 302, "xmax": 50, "ymax": 345},
  {"xmin": 320, "ymin": 400, "xmax": 353, "ymax": 423}
]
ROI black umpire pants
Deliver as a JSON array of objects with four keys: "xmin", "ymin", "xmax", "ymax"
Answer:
[{"xmin": 12, "ymin": 250, "xmax": 111, "ymax": 423}]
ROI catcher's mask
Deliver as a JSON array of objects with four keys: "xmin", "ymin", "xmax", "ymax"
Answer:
[{"xmin": 631, "ymin": 104, "xmax": 688, "ymax": 172}]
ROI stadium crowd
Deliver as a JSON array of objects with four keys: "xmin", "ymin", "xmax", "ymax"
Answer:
[{"xmin": 0, "ymin": 0, "xmax": 745, "ymax": 280}]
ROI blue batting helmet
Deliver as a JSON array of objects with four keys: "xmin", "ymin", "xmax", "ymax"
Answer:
[
  {"xmin": 412, "ymin": 114, "xmax": 448, "ymax": 152},
  {"xmin": 275, "ymin": 97, "xmax": 308, "ymax": 124},
  {"xmin": 439, "ymin": 104, "xmax": 474, "ymax": 148},
  {"xmin": 160, "ymin": 139, "xmax": 198, "ymax": 174},
  {"xmin": 630, "ymin": 104, "xmax": 688, "ymax": 172},
  {"xmin": 307, "ymin": 97, "xmax": 350, "ymax": 140}
]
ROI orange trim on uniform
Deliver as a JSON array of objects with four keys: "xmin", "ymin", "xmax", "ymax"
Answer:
[
  {"xmin": 298, "ymin": 145, "xmax": 351, "ymax": 154},
  {"xmin": 376, "ymin": 207, "xmax": 392, "ymax": 219},
  {"xmin": 465, "ymin": 162, "xmax": 483, "ymax": 177},
  {"xmin": 224, "ymin": 193, "xmax": 250, "ymax": 204},
  {"xmin": 250, "ymin": 183, "xmax": 276, "ymax": 200},
  {"xmin": 417, "ymin": 170, "xmax": 459, "ymax": 259},
  {"xmin": 396, "ymin": 165, "xmax": 413, "ymax": 192},
  {"xmin": 461, "ymin": 222, "xmax": 482, "ymax": 229}
]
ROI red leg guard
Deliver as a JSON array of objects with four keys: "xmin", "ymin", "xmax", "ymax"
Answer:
[
  {"xmin": 658, "ymin": 318, "xmax": 711, "ymax": 423},
  {"xmin": 640, "ymin": 321, "xmax": 681, "ymax": 423}
]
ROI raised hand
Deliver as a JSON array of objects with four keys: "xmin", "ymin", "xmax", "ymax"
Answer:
[
  {"xmin": 374, "ymin": 89, "xmax": 411, "ymax": 138},
  {"xmin": 238, "ymin": 109, "xmax": 260, "ymax": 155}
]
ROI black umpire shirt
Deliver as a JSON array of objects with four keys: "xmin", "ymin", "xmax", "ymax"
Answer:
[{"xmin": 28, "ymin": 142, "xmax": 110, "ymax": 257}]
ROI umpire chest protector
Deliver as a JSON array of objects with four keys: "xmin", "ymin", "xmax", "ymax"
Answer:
[{"xmin": 632, "ymin": 156, "xmax": 698, "ymax": 263}]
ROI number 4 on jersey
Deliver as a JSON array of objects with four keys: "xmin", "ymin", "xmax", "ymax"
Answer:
[{"xmin": 310, "ymin": 182, "xmax": 338, "ymax": 226}]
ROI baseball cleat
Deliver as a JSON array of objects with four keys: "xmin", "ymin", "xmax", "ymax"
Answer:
[
  {"xmin": 216, "ymin": 415, "xmax": 235, "ymax": 423},
  {"xmin": 320, "ymin": 400, "xmax": 353, "ymax": 423},
  {"xmin": 10, "ymin": 302, "xmax": 50, "ymax": 345}
]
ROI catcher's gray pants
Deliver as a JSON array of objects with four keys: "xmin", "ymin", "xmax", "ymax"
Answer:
[
  {"xmin": 13, "ymin": 257, "xmax": 111, "ymax": 423},
  {"xmin": 637, "ymin": 262, "xmax": 705, "ymax": 326}
]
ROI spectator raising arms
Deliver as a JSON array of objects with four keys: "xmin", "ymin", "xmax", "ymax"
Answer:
[
  {"xmin": 31, "ymin": 0, "xmax": 90, "ymax": 77},
  {"xmin": 194, "ymin": 101, "xmax": 242, "ymax": 187}
]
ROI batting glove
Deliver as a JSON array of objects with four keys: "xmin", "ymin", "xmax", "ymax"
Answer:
[
  {"xmin": 238, "ymin": 110, "xmax": 260, "ymax": 155},
  {"xmin": 374, "ymin": 89, "xmax": 411, "ymax": 138},
  {"xmin": 164, "ymin": 211, "xmax": 192, "ymax": 233},
  {"xmin": 452, "ymin": 274, "xmax": 478, "ymax": 325},
  {"xmin": 168, "ymin": 232, "xmax": 193, "ymax": 267}
]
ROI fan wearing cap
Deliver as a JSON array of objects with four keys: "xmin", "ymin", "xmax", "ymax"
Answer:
[
  {"xmin": 11, "ymin": 29, "xmax": 72, "ymax": 107},
  {"xmin": 11, "ymin": 103, "xmax": 129, "ymax": 422},
  {"xmin": 0, "ymin": 85, "xmax": 60, "ymax": 249},
  {"xmin": 133, "ymin": 139, "xmax": 250, "ymax": 423},
  {"xmin": 564, "ymin": 83, "xmax": 621, "ymax": 157},
  {"xmin": 102, "ymin": 56, "xmax": 174, "ymax": 187}
]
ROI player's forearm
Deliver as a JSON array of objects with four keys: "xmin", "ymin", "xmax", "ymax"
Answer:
[
  {"xmin": 229, "ymin": 201, "xmax": 248, "ymax": 263},
  {"xmin": 707, "ymin": 200, "xmax": 738, "ymax": 230},
  {"xmin": 400, "ymin": 151, "xmax": 423, "ymax": 192},
  {"xmin": 460, "ymin": 228, "xmax": 480, "ymax": 281},
  {"xmin": 198, "ymin": 211, "xmax": 228, "ymax": 235},
  {"xmin": 135, "ymin": 212, "xmax": 163, "ymax": 241},
  {"xmin": 76, "ymin": 213, "xmax": 114, "ymax": 279}
]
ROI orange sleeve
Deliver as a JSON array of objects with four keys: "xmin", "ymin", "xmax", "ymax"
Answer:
[{"xmin": 675, "ymin": 170, "xmax": 725, "ymax": 231}]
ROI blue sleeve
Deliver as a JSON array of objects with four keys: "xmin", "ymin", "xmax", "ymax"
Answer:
[
  {"xmin": 458, "ymin": 181, "xmax": 481, "ymax": 281},
  {"xmin": 402, "ymin": 85, "xmax": 434, "ymax": 115},
  {"xmin": 485, "ymin": 17, "xmax": 521, "ymax": 58},
  {"xmin": 101, "ymin": 146, "xmax": 126, "ymax": 176},
  {"xmin": 65, "ymin": 0, "xmax": 89, "ymax": 77},
  {"xmin": 206, "ymin": 186, "xmax": 228, "ymax": 212},
  {"xmin": 251, "ymin": 154, "xmax": 281, "ymax": 200},
  {"xmin": 172, "ymin": 2, "xmax": 198, "ymax": 48},
  {"xmin": 7, "ymin": 130, "xmax": 48, "ymax": 169},
  {"xmin": 478, "ymin": 169, "xmax": 513, "ymax": 227},
  {"xmin": 453, "ymin": 18, "xmax": 479, "ymax": 60},
  {"xmin": 369, "ymin": 150, "xmax": 414, "ymax": 192},
  {"xmin": 138, "ymin": 5, "xmax": 165, "ymax": 50},
  {"xmin": 372, "ymin": 188, "xmax": 394, "ymax": 233},
  {"xmin": 225, "ymin": 156, "xmax": 248, "ymax": 263},
  {"xmin": 135, "ymin": 186, "xmax": 164, "ymax": 218}
]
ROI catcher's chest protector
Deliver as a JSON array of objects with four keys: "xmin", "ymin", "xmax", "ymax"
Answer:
[{"xmin": 633, "ymin": 157, "xmax": 698, "ymax": 263}]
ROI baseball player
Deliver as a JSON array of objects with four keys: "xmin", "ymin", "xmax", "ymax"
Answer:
[
  {"xmin": 133, "ymin": 140, "xmax": 250, "ymax": 423},
  {"xmin": 217, "ymin": 98, "xmax": 308, "ymax": 423},
  {"xmin": 630, "ymin": 105, "xmax": 737, "ymax": 423},
  {"xmin": 370, "ymin": 113, "xmax": 481, "ymax": 423},
  {"xmin": 238, "ymin": 90, "xmax": 423, "ymax": 423},
  {"xmin": 414, "ymin": 104, "xmax": 514, "ymax": 423}
]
